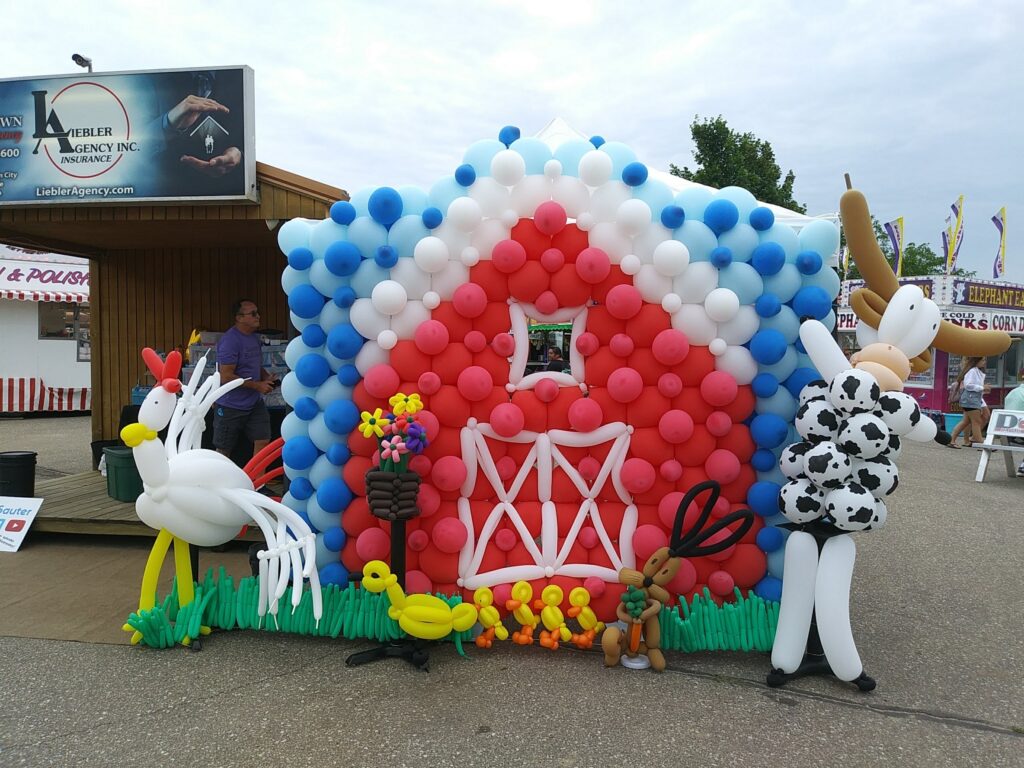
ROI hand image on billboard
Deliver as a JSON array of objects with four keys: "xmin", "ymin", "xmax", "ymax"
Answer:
[
  {"xmin": 180, "ymin": 146, "xmax": 242, "ymax": 177},
  {"xmin": 166, "ymin": 94, "xmax": 230, "ymax": 132}
]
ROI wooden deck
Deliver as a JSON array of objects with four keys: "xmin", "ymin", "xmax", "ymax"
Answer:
[{"xmin": 32, "ymin": 471, "xmax": 259, "ymax": 540}]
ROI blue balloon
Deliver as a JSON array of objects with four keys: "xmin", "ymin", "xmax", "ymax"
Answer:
[
  {"xmin": 319, "ymin": 562, "xmax": 350, "ymax": 587},
  {"xmin": 755, "ymin": 293, "xmax": 782, "ymax": 317},
  {"xmin": 462, "ymin": 139, "xmax": 505, "ymax": 177},
  {"xmin": 288, "ymin": 284, "xmax": 325, "ymax": 319},
  {"xmin": 333, "ymin": 286, "xmax": 356, "ymax": 308},
  {"xmin": 749, "ymin": 329, "xmax": 787, "ymax": 365},
  {"xmin": 675, "ymin": 187, "xmax": 713, "ymax": 221},
  {"xmin": 428, "ymin": 176, "xmax": 463, "ymax": 213},
  {"xmin": 347, "ymin": 188, "xmax": 372, "ymax": 218},
  {"xmin": 326, "ymin": 443, "xmax": 351, "ymax": 465},
  {"xmin": 589, "ymin": 135, "xmax": 606, "ymax": 148},
  {"xmin": 599, "ymin": 141, "xmax": 637, "ymax": 177},
  {"xmin": 397, "ymin": 186, "xmax": 429, "ymax": 215},
  {"xmin": 751, "ymin": 448, "xmax": 777, "ymax": 473},
  {"xmin": 715, "ymin": 186, "xmax": 759, "ymax": 219},
  {"xmin": 747, "ymin": 480, "xmax": 782, "ymax": 515},
  {"xmin": 756, "ymin": 526, "xmax": 785, "ymax": 553},
  {"xmin": 717, "ymin": 223, "xmax": 759, "ymax": 263},
  {"xmin": 288, "ymin": 247, "xmax": 314, "ymax": 271},
  {"xmin": 327, "ymin": 323, "xmax": 364, "ymax": 359},
  {"xmin": 498, "ymin": 125, "xmax": 521, "ymax": 147},
  {"xmin": 323, "ymin": 526, "xmax": 347, "ymax": 552},
  {"xmin": 632, "ymin": 180, "xmax": 674, "ymax": 215},
  {"xmin": 796, "ymin": 250, "xmax": 822, "ymax": 275},
  {"xmin": 757, "ymin": 389, "xmax": 798, "ymax": 421},
  {"xmin": 675, "ymin": 220, "xmax": 718, "ymax": 261},
  {"xmin": 795, "ymin": 338, "xmax": 807, "ymax": 354},
  {"xmin": 760, "ymin": 223, "xmax": 800, "ymax": 261},
  {"xmin": 760, "ymin": 346, "xmax": 799, "ymax": 383},
  {"xmin": 324, "ymin": 241, "xmax": 362, "ymax": 277},
  {"xmin": 703, "ymin": 199, "xmax": 740, "ymax": 234},
  {"xmin": 552, "ymin": 139, "xmax": 593, "ymax": 178},
  {"xmin": 754, "ymin": 575, "xmax": 783, "ymax": 602},
  {"xmin": 277, "ymin": 218, "xmax": 311, "ymax": 254},
  {"xmin": 454, "ymin": 164, "xmax": 477, "ymax": 187},
  {"xmin": 290, "ymin": 476, "xmax": 314, "ymax": 501},
  {"xmin": 798, "ymin": 219, "xmax": 840, "ymax": 259},
  {"xmin": 301, "ymin": 324, "xmax": 326, "ymax": 348},
  {"xmin": 622, "ymin": 161, "xmax": 649, "ymax": 186},
  {"xmin": 348, "ymin": 216, "xmax": 389, "ymax": 257},
  {"xmin": 749, "ymin": 206, "xmax": 775, "ymax": 231},
  {"xmin": 760, "ymin": 305, "xmax": 800, "ymax": 343},
  {"xmin": 784, "ymin": 367, "xmax": 821, "ymax": 398},
  {"xmin": 660, "ymin": 205, "xmax": 685, "ymax": 229},
  {"xmin": 330, "ymin": 200, "xmax": 357, "ymax": 225},
  {"xmin": 387, "ymin": 215, "xmax": 431, "ymax": 258},
  {"xmin": 751, "ymin": 372, "xmax": 779, "ymax": 398},
  {"xmin": 763, "ymin": 264, "xmax": 803, "ymax": 302},
  {"xmin": 283, "ymin": 436, "xmax": 319, "ymax": 471},
  {"xmin": 367, "ymin": 187, "xmax": 403, "ymax": 228},
  {"xmin": 374, "ymin": 245, "xmax": 398, "ymax": 269},
  {"xmin": 295, "ymin": 354, "xmax": 331, "ymax": 388},
  {"xmin": 350, "ymin": 260, "xmax": 389, "ymax": 297},
  {"xmin": 792, "ymin": 286, "xmax": 832, "ymax": 319},
  {"xmin": 509, "ymin": 137, "xmax": 552, "ymax": 174},
  {"xmin": 294, "ymin": 396, "xmax": 319, "ymax": 421},
  {"xmin": 717, "ymin": 262, "xmax": 762, "ymax": 304},
  {"xmin": 337, "ymin": 364, "xmax": 361, "ymax": 386},
  {"xmin": 800, "ymin": 263, "xmax": 841, "ymax": 300},
  {"xmin": 316, "ymin": 477, "xmax": 354, "ymax": 514},
  {"xmin": 710, "ymin": 247, "xmax": 733, "ymax": 269},
  {"xmin": 750, "ymin": 414, "xmax": 789, "ymax": 449},
  {"xmin": 422, "ymin": 207, "xmax": 443, "ymax": 229},
  {"xmin": 751, "ymin": 242, "xmax": 785, "ymax": 276},
  {"xmin": 324, "ymin": 399, "xmax": 360, "ymax": 434}
]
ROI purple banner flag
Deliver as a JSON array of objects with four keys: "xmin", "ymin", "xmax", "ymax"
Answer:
[{"xmin": 992, "ymin": 207, "xmax": 1006, "ymax": 279}]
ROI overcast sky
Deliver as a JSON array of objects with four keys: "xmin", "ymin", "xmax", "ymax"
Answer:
[{"xmin": 6, "ymin": 0, "xmax": 1022, "ymax": 280}]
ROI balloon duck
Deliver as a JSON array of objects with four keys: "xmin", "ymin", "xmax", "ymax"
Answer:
[
  {"xmin": 567, "ymin": 587, "xmax": 605, "ymax": 649},
  {"xmin": 506, "ymin": 581, "xmax": 540, "ymax": 645},
  {"xmin": 534, "ymin": 585, "xmax": 572, "ymax": 650},
  {"xmin": 473, "ymin": 587, "xmax": 509, "ymax": 648},
  {"xmin": 361, "ymin": 560, "xmax": 477, "ymax": 641}
]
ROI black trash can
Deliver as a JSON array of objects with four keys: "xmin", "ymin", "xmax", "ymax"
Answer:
[{"xmin": 0, "ymin": 451, "xmax": 38, "ymax": 497}]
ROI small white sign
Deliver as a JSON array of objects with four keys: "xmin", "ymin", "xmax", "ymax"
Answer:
[
  {"xmin": 989, "ymin": 410, "xmax": 1024, "ymax": 439},
  {"xmin": 0, "ymin": 496, "xmax": 43, "ymax": 552}
]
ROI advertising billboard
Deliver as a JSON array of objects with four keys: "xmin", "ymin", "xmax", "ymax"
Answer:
[{"xmin": 0, "ymin": 66, "xmax": 256, "ymax": 205}]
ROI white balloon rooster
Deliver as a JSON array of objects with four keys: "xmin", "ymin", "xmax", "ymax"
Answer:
[{"xmin": 121, "ymin": 347, "xmax": 322, "ymax": 645}]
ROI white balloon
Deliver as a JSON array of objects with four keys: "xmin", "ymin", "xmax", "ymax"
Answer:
[
  {"xmin": 814, "ymin": 535, "xmax": 863, "ymax": 681},
  {"xmin": 277, "ymin": 217, "xmax": 312, "ymax": 254},
  {"xmin": 461, "ymin": 246, "xmax": 480, "ymax": 266},
  {"xmin": 716, "ymin": 306, "xmax": 760, "ymax": 345},
  {"xmin": 509, "ymin": 175, "xmax": 552, "ymax": 218},
  {"xmin": 671, "ymin": 304, "xmax": 717, "ymax": 345},
  {"xmin": 588, "ymin": 221, "xmax": 631, "ymax": 263},
  {"xmin": 349, "ymin": 298, "xmax": 388, "ymax": 338},
  {"xmin": 389, "ymin": 300, "xmax": 430, "ymax": 339},
  {"xmin": 388, "ymin": 257, "xmax": 430, "ymax": 300},
  {"xmin": 590, "ymin": 181, "xmax": 632, "ymax": 223},
  {"xmin": 543, "ymin": 159, "xmax": 563, "ymax": 179},
  {"xmin": 704, "ymin": 287, "xmax": 740, "ymax": 322},
  {"xmin": 633, "ymin": 264, "xmax": 672, "ymax": 303},
  {"xmin": 413, "ymin": 236, "xmax": 450, "ymax": 273},
  {"xmin": 632, "ymin": 222, "xmax": 673, "ymax": 264},
  {"xmin": 447, "ymin": 196, "xmax": 483, "ymax": 232},
  {"xmin": 716, "ymin": 345, "xmax": 758, "ymax": 384},
  {"xmin": 370, "ymin": 280, "xmax": 408, "ymax": 316},
  {"xmin": 855, "ymin": 320, "xmax": 879, "ymax": 349},
  {"xmin": 469, "ymin": 177, "xmax": 510, "ymax": 218},
  {"xmin": 578, "ymin": 149, "xmax": 613, "ymax": 187},
  {"xmin": 709, "ymin": 338, "xmax": 728, "ymax": 356},
  {"xmin": 491, "ymin": 149, "xmax": 526, "ymax": 186},
  {"xmin": 771, "ymin": 531, "xmax": 818, "ymax": 674},
  {"xmin": 575, "ymin": 212, "xmax": 595, "ymax": 231},
  {"xmin": 673, "ymin": 261, "xmax": 718, "ymax": 303},
  {"xmin": 661, "ymin": 293, "xmax": 682, "ymax": 313},
  {"xmin": 430, "ymin": 261, "xmax": 470, "ymax": 299},
  {"xmin": 652, "ymin": 239, "xmax": 690, "ymax": 276},
  {"xmin": 500, "ymin": 209, "xmax": 520, "ymax": 228},
  {"xmin": 354, "ymin": 340, "xmax": 388, "ymax": 374},
  {"xmin": 619, "ymin": 254, "xmax": 642, "ymax": 276},
  {"xmin": 799, "ymin": 321, "xmax": 852, "ymax": 384},
  {"xmin": 471, "ymin": 218, "xmax": 510, "ymax": 260},
  {"xmin": 551, "ymin": 176, "xmax": 589, "ymax": 218},
  {"xmin": 423, "ymin": 291, "xmax": 441, "ymax": 310},
  {"xmin": 616, "ymin": 198, "xmax": 652, "ymax": 237},
  {"xmin": 433, "ymin": 220, "xmax": 471, "ymax": 254},
  {"xmin": 377, "ymin": 329, "xmax": 398, "ymax": 349}
]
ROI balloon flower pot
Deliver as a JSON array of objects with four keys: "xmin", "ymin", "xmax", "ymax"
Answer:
[{"xmin": 365, "ymin": 470, "xmax": 421, "ymax": 522}]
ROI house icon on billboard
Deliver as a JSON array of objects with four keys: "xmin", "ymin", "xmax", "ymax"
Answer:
[{"xmin": 190, "ymin": 115, "xmax": 229, "ymax": 156}]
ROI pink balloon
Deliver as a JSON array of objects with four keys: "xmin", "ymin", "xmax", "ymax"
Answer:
[
  {"xmin": 658, "ymin": 409, "xmax": 694, "ymax": 444},
  {"xmin": 414, "ymin": 320, "xmax": 449, "ymax": 355},
  {"xmin": 492, "ymin": 332, "xmax": 516, "ymax": 357},
  {"xmin": 708, "ymin": 569, "xmax": 736, "ymax": 597},
  {"xmin": 408, "ymin": 454, "xmax": 432, "ymax": 478},
  {"xmin": 496, "ymin": 456, "xmax": 517, "ymax": 482},
  {"xmin": 417, "ymin": 371, "xmax": 442, "ymax": 395},
  {"xmin": 712, "ymin": 497, "xmax": 732, "ymax": 518},
  {"xmin": 432, "ymin": 517, "xmax": 469, "ymax": 554},
  {"xmin": 408, "ymin": 529, "xmax": 429, "ymax": 552},
  {"xmin": 705, "ymin": 448, "xmax": 741, "ymax": 484},
  {"xmin": 575, "ymin": 332, "xmax": 600, "ymax": 356},
  {"xmin": 575, "ymin": 247, "xmax": 611, "ymax": 284},
  {"xmin": 534, "ymin": 201, "xmax": 568, "ymax": 235},
  {"xmin": 632, "ymin": 524, "xmax": 668, "ymax": 562},
  {"xmin": 607, "ymin": 367, "xmax": 643, "ymax": 403},
  {"xmin": 609, "ymin": 333, "xmax": 635, "ymax": 358},
  {"xmin": 431, "ymin": 455, "xmax": 468, "ymax": 491},
  {"xmin": 657, "ymin": 372, "xmax": 683, "ymax": 398},
  {"xmin": 700, "ymin": 370, "xmax": 738, "ymax": 406},
  {"xmin": 490, "ymin": 402, "xmax": 525, "ymax": 437},
  {"xmin": 703, "ymin": 527, "xmax": 737, "ymax": 562},
  {"xmin": 457, "ymin": 366, "xmax": 494, "ymax": 401},
  {"xmin": 492, "ymin": 582, "xmax": 513, "ymax": 605},
  {"xmin": 568, "ymin": 397, "xmax": 604, "ymax": 432},
  {"xmin": 578, "ymin": 526, "xmax": 599, "ymax": 549},
  {"xmin": 540, "ymin": 247, "xmax": 565, "ymax": 273},
  {"xmin": 492, "ymin": 239, "xmax": 527, "ymax": 273},
  {"xmin": 660, "ymin": 459, "xmax": 683, "ymax": 482},
  {"xmin": 363, "ymin": 364, "xmax": 401, "ymax": 399},
  {"xmin": 584, "ymin": 576, "xmax": 606, "ymax": 598},
  {"xmin": 652, "ymin": 329, "xmax": 690, "ymax": 366},
  {"xmin": 621, "ymin": 458, "xmax": 656, "ymax": 494},
  {"xmin": 494, "ymin": 528, "xmax": 518, "ymax": 551},
  {"xmin": 464, "ymin": 330, "xmax": 487, "ymax": 353},
  {"xmin": 535, "ymin": 378, "xmax": 559, "ymax": 403},
  {"xmin": 453, "ymin": 283, "xmax": 487, "ymax": 318},
  {"xmin": 705, "ymin": 410, "xmax": 732, "ymax": 437},
  {"xmin": 534, "ymin": 290, "xmax": 559, "ymax": 315},
  {"xmin": 606, "ymin": 284, "xmax": 643, "ymax": 320},
  {"xmin": 405, "ymin": 569, "xmax": 432, "ymax": 594},
  {"xmin": 416, "ymin": 410, "xmax": 440, "ymax": 440},
  {"xmin": 356, "ymin": 527, "xmax": 390, "ymax": 561},
  {"xmin": 578, "ymin": 456, "xmax": 601, "ymax": 483},
  {"xmin": 658, "ymin": 491, "xmax": 686, "ymax": 528},
  {"xmin": 667, "ymin": 559, "xmax": 697, "ymax": 596}
]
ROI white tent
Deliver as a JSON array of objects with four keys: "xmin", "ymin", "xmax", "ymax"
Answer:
[{"xmin": 534, "ymin": 117, "xmax": 838, "ymax": 231}]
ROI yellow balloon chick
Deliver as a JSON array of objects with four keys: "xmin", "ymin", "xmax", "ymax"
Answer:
[
  {"xmin": 362, "ymin": 560, "xmax": 477, "ymax": 641},
  {"xmin": 567, "ymin": 586, "xmax": 606, "ymax": 649},
  {"xmin": 505, "ymin": 580, "xmax": 539, "ymax": 645},
  {"xmin": 534, "ymin": 584, "xmax": 571, "ymax": 650},
  {"xmin": 473, "ymin": 587, "xmax": 509, "ymax": 648}
]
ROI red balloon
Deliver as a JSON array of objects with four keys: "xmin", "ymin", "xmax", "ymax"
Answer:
[
  {"xmin": 548, "ymin": 265, "xmax": 592, "ymax": 307},
  {"xmin": 414, "ymin": 320, "xmax": 449, "ymax": 355},
  {"xmin": 605, "ymin": 284, "xmax": 643, "ymax": 320},
  {"xmin": 490, "ymin": 402, "xmax": 525, "ymax": 437},
  {"xmin": 511, "ymin": 218, "xmax": 552, "ymax": 257},
  {"xmin": 408, "ymin": 529, "xmax": 429, "ymax": 552},
  {"xmin": 492, "ymin": 239, "xmax": 527, "ymax": 274},
  {"xmin": 575, "ymin": 247, "xmax": 612, "ymax": 284},
  {"xmin": 703, "ymin": 527, "xmax": 737, "ymax": 562},
  {"xmin": 651, "ymin": 329, "xmax": 690, "ymax": 366},
  {"xmin": 417, "ymin": 543, "xmax": 459, "ymax": 583},
  {"xmin": 540, "ymin": 247, "xmax": 565, "ymax": 273},
  {"xmin": 432, "ymin": 517, "xmax": 469, "ymax": 554},
  {"xmin": 705, "ymin": 410, "xmax": 732, "ymax": 437},
  {"xmin": 723, "ymin": 543, "xmax": 767, "ymax": 588},
  {"xmin": 667, "ymin": 558, "xmax": 697, "ymax": 595},
  {"xmin": 363, "ymin": 364, "xmax": 401, "ymax": 399},
  {"xmin": 534, "ymin": 289, "xmax": 559, "ymax": 315},
  {"xmin": 491, "ymin": 332, "xmax": 516, "ymax": 357},
  {"xmin": 575, "ymin": 331, "xmax": 600, "ymax": 356},
  {"xmin": 657, "ymin": 372, "xmax": 683, "ymax": 399},
  {"xmin": 609, "ymin": 333, "xmax": 634, "ymax": 358},
  {"xmin": 708, "ymin": 569, "xmax": 735, "ymax": 597},
  {"xmin": 453, "ymin": 282, "xmax": 488, "ymax": 318},
  {"xmin": 405, "ymin": 569, "xmax": 432, "ymax": 594},
  {"xmin": 658, "ymin": 409, "xmax": 694, "ymax": 444},
  {"xmin": 456, "ymin": 366, "xmax": 494, "ymax": 402},
  {"xmin": 494, "ymin": 528, "xmax": 518, "ymax": 551},
  {"xmin": 416, "ymin": 409, "xmax": 440, "ymax": 440},
  {"xmin": 660, "ymin": 459, "xmax": 683, "ymax": 482},
  {"xmin": 469, "ymin": 262, "xmax": 511, "ymax": 302},
  {"xmin": 578, "ymin": 526, "xmax": 599, "ymax": 549},
  {"xmin": 657, "ymin": 491, "xmax": 685, "ymax": 528},
  {"xmin": 705, "ymin": 448, "xmax": 741, "ymax": 484},
  {"xmin": 507, "ymin": 261, "xmax": 548, "ymax": 303},
  {"xmin": 534, "ymin": 201, "xmax": 568, "ymax": 235},
  {"xmin": 632, "ymin": 524, "xmax": 668, "ymax": 563},
  {"xmin": 408, "ymin": 454, "xmax": 432, "ymax": 478},
  {"xmin": 355, "ymin": 527, "xmax": 390, "ymax": 562},
  {"xmin": 621, "ymin": 458, "xmax": 656, "ymax": 494},
  {"xmin": 431, "ymin": 456, "xmax": 468, "ymax": 491},
  {"xmin": 390, "ymin": 341, "xmax": 432, "ymax": 382},
  {"xmin": 496, "ymin": 456, "xmax": 517, "ymax": 482},
  {"xmin": 567, "ymin": 397, "xmax": 603, "ymax": 432},
  {"xmin": 700, "ymin": 370, "xmax": 738, "ymax": 407},
  {"xmin": 607, "ymin": 367, "xmax": 643, "ymax": 403},
  {"xmin": 417, "ymin": 371, "xmax": 442, "ymax": 395},
  {"xmin": 463, "ymin": 330, "xmax": 487, "ymax": 353},
  {"xmin": 678, "ymin": 345, "xmax": 716, "ymax": 386}
]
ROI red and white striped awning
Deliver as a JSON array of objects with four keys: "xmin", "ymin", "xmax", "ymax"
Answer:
[
  {"xmin": 0, "ymin": 288, "xmax": 89, "ymax": 303},
  {"xmin": 0, "ymin": 377, "xmax": 91, "ymax": 413}
]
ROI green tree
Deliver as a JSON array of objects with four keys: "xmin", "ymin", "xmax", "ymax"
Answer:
[
  {"xmin": 669, "ymin": 115, "xmax": 806, "ymax": 213},
  {"xmin": 841, "ymin": 218, "xmax": 974, "ymax": 280}
]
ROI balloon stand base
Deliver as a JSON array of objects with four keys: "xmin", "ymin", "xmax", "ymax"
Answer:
[
  {"xmin": 766, "ymin": 655, "xmax": 876, "ymax": 693},
  {"xmin": 621, "ymin": 654, "xmax": 651, "ymax": 670},
  {"xmin": 345, "ymin": 639, "xmax": 431, "ymax": 672}
]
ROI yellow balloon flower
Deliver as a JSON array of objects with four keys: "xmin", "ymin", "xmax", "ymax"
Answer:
[
  {"xmin": 389, "ymin": 392, "xmax": 423, "ymax": 416},
  {"xmin": 359, "ymin": 408, "xmax": 390, "ymax": 439}
]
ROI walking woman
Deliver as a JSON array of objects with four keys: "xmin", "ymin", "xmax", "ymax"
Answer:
[{"xmin": 952, "ymin": 357, "xmax": 991, "ymax": 447}]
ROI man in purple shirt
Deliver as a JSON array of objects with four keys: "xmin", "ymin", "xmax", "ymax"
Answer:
[{"xmin": 213, "ymin": 299, "xmax": 277, "ymax": 461}]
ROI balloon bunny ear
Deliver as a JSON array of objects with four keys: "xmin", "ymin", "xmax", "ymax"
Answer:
[{"xmin": 668, "ymin": 480, "xmax": 754, "ymax": 559}]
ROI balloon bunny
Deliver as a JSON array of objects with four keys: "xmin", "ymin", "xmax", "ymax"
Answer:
[{"xmin": 121, "ymin": 348, "xmax": 322, "ymax": 645}]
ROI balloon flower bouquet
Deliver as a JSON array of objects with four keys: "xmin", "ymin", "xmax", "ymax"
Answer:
[{"xmin": 360, "ymin": 392, "xmax": 429, "ymax": 522}]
